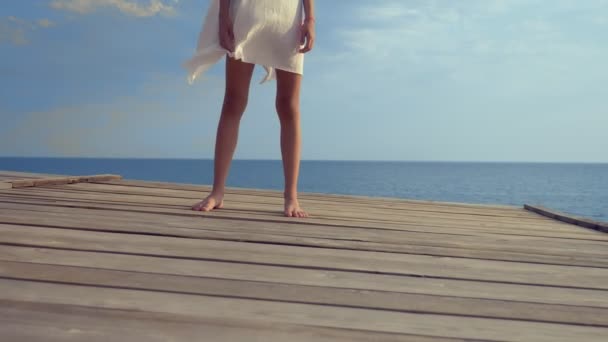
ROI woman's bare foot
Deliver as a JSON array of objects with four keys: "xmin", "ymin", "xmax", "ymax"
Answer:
[
  {"xmin": 284, "ymin": 197, "xmax": 308, "ymax": 218},
  {"xmin": 192, "ymin": 192, "xmax": 224, "ymax": 212}
]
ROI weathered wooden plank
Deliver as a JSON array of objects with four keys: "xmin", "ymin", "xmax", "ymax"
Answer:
[
  {"xmin": 2, "ymin": 278, "xmax": 608, "ymax": 341},
  {"xmin": 1, "ymin": 224, "xmax": 607, "ymax": 289},
  {"xmin": 2, "ymin": 260, "xmax": 607, "ymax": 326},
  {"xmin": 2, "ymin": 201, "xmax": 606, "ymax": 255},
  {"xmin": 1, "ymin": 208, "xmax": 606, "ymax": 268},
  {"xmin": 0, "ymin": 187, "xmax": 594, "ymax": 235},
  {"xmin": 0, "ymin": 182, "xmax": 11, "ymax": 190},
  {"xmin": 19, "ymin": 190, "xmax": 572, "ymax": 237},
  {"xmin": 0, "ymin": 195, "xmax": 560, "ymax": 241},
  {"xmin": 0, "ymin": 197, "xmax": 582, "ymax": 246},
  {"xmin": 525, "ymin": 205, "xmax": 608, "ymax": 233},
  {"xmin": 9, "ymin": 174, "xmax": 122, "ymax": 188},
  {"xmin": 0, "ymin": 182, "xmax": 547, "ymax": 221},
  {"xmin": 1, "ymin": 246, "xmax": 604, "ymax": 308},
  {"xmin": 2, "ymin": 205, "xmax": 605, "ymax": 258},
  {"xmin": 3, "ymin": 193, "xmax": 606, "ymax": 242},
  {"xmin": 96, "ymin": 178, "xmax": 522, "ymax": 211},
  {"xmin": 76, "ymin": 182, "xmax": 533, "ymax": 218},
  {"xmin": 1, "ymin": 300, "xmax": 440, "ymax": 342},
  {"xmin": 42, "ymin": 185, "xmax": 561, "ymax": 227}
]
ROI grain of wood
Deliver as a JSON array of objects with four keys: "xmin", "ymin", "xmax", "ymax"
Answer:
[
  {"xmin": 1, "ymin": 260, "xmax": 607, "ymax": 326},
  {"xmin": 47, "ymin": 184, "xmax": 559, "ymax": 226},
  {"xmin": 2, "ymin": 278, "xmax": 607, "ymax": 342},
  {"xmin": 2, "ymin": 203, "xmax": 605, "ymax": 254},
  {"xmin": 3, "ymin": 193, "xmax": 606, "ymax": 242},
  {"xmin": 1, "ymin": 246, "xmax": 604, "ymax": 308},
  {"xmin": 1, "ymin": 209, "xmax": 606, "ymax": 268},
  {"xmin": 1, "ymin": 300, "xmax": 441, "ymax": 342},
  {"xmin": 96, "ymin": 178, "xmax": 522, "ymax": 211},
  {"xmin": 2, "ymin": 186, "xmax": 598, "ymax": 235},
  {"xmin": 75, "ymin": 182, "xmax": 533, "ymax": 218},
  {"xmin": 1, "ymin": 224, "xmax": 607, "ymax": 289}
]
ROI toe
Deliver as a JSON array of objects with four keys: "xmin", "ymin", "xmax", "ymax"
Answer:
[{"xmin": 201, "ymin": 199, "xmax": 216, "ymax": 212}]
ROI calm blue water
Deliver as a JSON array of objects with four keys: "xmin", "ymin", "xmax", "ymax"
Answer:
[{"xmin": 1, "ymin": 157, "xmax": 606, "ymax": 222}]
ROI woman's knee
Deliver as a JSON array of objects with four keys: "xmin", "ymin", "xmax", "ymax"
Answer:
[
  {"xmin": 222, "ymin": 88, "xmax": 249, "ymax": 115},
  {"xmin": 275, "ymin": 95, "xmax": 299, "ymax": 119}
]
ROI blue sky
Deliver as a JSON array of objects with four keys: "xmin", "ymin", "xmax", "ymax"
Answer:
[{"xmin": 1, "ymin": 0, "xmax": 607, "ymax": 162}]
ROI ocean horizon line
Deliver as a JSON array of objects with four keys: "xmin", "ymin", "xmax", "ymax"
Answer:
[{"xmin": 1, "ymin": 156, "xmax": 607, "ymax": 165}]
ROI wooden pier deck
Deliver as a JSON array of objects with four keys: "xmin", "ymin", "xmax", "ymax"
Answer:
[{"xmin": 0, "ymin": 170, "xmax": 607, "ymax": 341}]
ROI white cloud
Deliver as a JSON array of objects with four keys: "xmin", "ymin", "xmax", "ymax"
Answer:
[
  {"xmin": 50, "ymin": 0, "xmax": 179, "ymax": 17},
  {"xmin": 306, "ymin": 0, "xmax": 608, "ymax": 138},
  {"xmin": 37, "ymin": 19, "xmax": 56, "ymax": 28},
  {"xmin": 356, "ymin": 3, "xmax": 420, "ymax": 21},
  {"xmin": 333, "ymin": 1, "xmax": 608, "ymax": 75},
  {"xmin": 0, "ymin": 16, "xmax": 55, "ymax": 46},
  {"xmin": 0, "ymin": 22, "xmax": 27, "ymax": 46}
]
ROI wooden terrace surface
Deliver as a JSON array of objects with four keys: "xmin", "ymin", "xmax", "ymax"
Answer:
[{"xmin": 0, "ymin": 170, "xmax": 607, "ymax": 341}]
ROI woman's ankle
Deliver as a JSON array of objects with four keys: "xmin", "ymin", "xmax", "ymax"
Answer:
[
  {"xmin": 210, "ymin": 187, "xmax": 225, "ymax": 197},
  {"xmin": 284, "ymin": 191, "xmax": 299, "ymax": 200}
]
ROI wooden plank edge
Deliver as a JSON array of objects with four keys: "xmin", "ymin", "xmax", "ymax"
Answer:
[
  {"xmin": 9, "ymin": 174, "xmax": 122, "ymax": 189},
  {"xmin": 524, "ymin": 205, "xmax": 608, "ymax": 233}
]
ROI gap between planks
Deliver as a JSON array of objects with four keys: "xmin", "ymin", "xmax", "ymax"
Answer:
[
  {"xmin": 1, "ymin": 278, "xmax": 607, "ymax": 342},
  {"xmin": 3, "ymin": 187, "xmax": 588, "ymax": 234},
  {"xmin": 1, "ymin": 245, "xmax": 605, "ymax": 308},
  {"xmin": 0, "ymin": 207, "xmax": 606, "ymax": 269},
  {"xmin": 1, "ymin": 223, "xmax": 607, "ymax": 290},
  {"xmin": 3, "ymin": 189, "xmax": 604, "ymax": 241},
  {"xmin": 1, "ymin": 260, "xmax": 607, "ymax": 327}
]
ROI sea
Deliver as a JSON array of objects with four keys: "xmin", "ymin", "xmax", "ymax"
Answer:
[{"xmin": 1, "ymin": 157, "xmax": 606, "ymax": 222}]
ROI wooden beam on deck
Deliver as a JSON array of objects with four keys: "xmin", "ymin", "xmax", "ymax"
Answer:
[
  {"xmin": 8, "ymin": 174, "xmax": 122, "ymax": 189},
  {"xmin": 525, "ymin": 204, "xmax": 608, "ymax": 234}
]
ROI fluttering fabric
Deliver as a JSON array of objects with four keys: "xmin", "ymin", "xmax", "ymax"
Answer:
[{"xmin": 183, "ymin": 0, "xmax": 304, "ymax": 84}]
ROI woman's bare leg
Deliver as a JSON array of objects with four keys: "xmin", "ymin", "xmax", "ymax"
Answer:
[
  {"xmin": 192, "ymin": 57, "xmax": 255, "ymax": 211},
  {"xmin": 275, "ymin": 69, "xmax": 307, "ymax": 217}
]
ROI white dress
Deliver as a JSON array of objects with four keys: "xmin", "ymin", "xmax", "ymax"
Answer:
[{"xmin": 183, "ymin": 0, "xmax": 304, "ymax": 84}]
